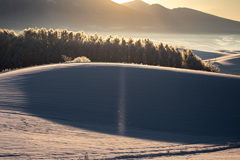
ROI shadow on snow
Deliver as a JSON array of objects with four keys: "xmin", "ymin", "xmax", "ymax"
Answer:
[{"xmin": 12, "ymin": 65, "xmax": 240, "ymax": 144}]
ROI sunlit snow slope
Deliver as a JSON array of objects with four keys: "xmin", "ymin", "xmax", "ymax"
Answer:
[{"xmin": 1, "ymin": 63, "xmax": 240, "ymax": 159}]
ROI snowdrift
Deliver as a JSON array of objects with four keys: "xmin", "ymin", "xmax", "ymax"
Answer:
[{"xmin": 1, "ymin": 63, "xmax": 240, "ymax": 144}]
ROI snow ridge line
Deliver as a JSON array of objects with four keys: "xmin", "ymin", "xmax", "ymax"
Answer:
[
  {"xmin": 0, "ymin": 110, "xmax": 88, "ymax": 124},
  {"xmin": 104, "ymin": 144, "xmax": 240, "ymax": 160},
  {"xmin": 0, "ymin": 154, "xmax": 22, "ymax": 158}
]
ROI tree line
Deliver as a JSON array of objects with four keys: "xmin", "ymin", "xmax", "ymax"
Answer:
[{"xmin": 0, "ymin": 28, "xmax": 220, "ymax": 72}]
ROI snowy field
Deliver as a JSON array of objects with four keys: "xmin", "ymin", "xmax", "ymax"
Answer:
[
  {"xmin": 190, "ymin": 50, "xmax": 240, "ymax": 75},
  {"xmin": 210, "ymin": 50, "xmax": 240, "ymax": 75},
  {"xmin": 1, "ymin": 63, "xmax": 240, "ymax": 159}
]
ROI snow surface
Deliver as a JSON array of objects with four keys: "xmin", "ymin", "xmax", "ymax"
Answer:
[
  {"xmin": 209, "ymin": 51, "xmax": 240, "ymax": 75},
  {"xmin": 187, "ymin": 49, "xmax": 240, "ymax": 75},
  {"xmin": 192, "ymin": 50, "xmax": 225, "ymax": 60},
  {"xmin": 1, "ymin": 63, "xmax": 240, "ymax": 159}
]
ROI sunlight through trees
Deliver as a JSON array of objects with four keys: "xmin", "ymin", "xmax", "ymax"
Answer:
[{"xmin": 0, "ymin": 28, "xmax": 220, "ymax": 72}]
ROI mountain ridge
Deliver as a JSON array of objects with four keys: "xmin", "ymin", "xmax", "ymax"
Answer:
[
  {"xmin": 123, "ymin": 0, "xmax": 240, "ymax": 23},
  {"xmin": 0, "ymin": 0, "xmax": 239, "ymax": 34},
  {"xmin": 122, "ymin": 0, "xmax": 240, "ymax": 33}
]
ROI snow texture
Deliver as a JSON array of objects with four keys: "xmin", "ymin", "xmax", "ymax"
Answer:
[{"xmin": 1, "ymin": 63, "xmax": 240, "ymax": 159}]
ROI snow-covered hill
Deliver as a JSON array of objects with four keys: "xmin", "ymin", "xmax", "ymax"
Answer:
[{"xmin": 1, "ymin": 63, "xmax": 240, "ymax": 159}]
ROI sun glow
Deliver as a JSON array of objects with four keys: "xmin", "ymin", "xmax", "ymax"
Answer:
[{"xmin": 112, "ymin": 0, "xmax": 133, "ymax": 4}]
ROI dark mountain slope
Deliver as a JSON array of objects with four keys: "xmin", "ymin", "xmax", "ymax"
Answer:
[
  {"xmin": 0, "ymin": 0, "xmax": 240, "ymax": 33},
  {"xmin": 122, "ymin": 0, "xmax": 240, "ymax": 33},
  {"xmin": 0, "ymin": 0, "xmax": 154, "ymax": 31}
]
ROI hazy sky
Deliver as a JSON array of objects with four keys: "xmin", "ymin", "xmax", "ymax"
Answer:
[{"xmin": 113, "ymin": 0, "xmax": 240, "ymax": 22}]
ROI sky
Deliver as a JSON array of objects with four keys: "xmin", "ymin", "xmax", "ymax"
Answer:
[{"xmin": 112, "ymin": 0, "xmax": 240, "ymax": 22}]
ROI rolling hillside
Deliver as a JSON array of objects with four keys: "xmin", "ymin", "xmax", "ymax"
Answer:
[
  {"xmin": 1, "ymin": 63, "xmax": 240, "ymax": 159},
  {"xmin": 1, "ymin": 63, "xmax": 240, "ymax": 139}
]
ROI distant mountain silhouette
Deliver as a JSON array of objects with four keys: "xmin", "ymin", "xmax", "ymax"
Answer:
[
  {"xmin": 0, "ymin": 0, "xmax": 154, "ymax": 31},
  {"xmin": 122, "ymin": 0, "xmax": 240, "ymax": 33},
  {"xmin": 0, "ymin": 0, "xmax": 240, "ymax": 33}
]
